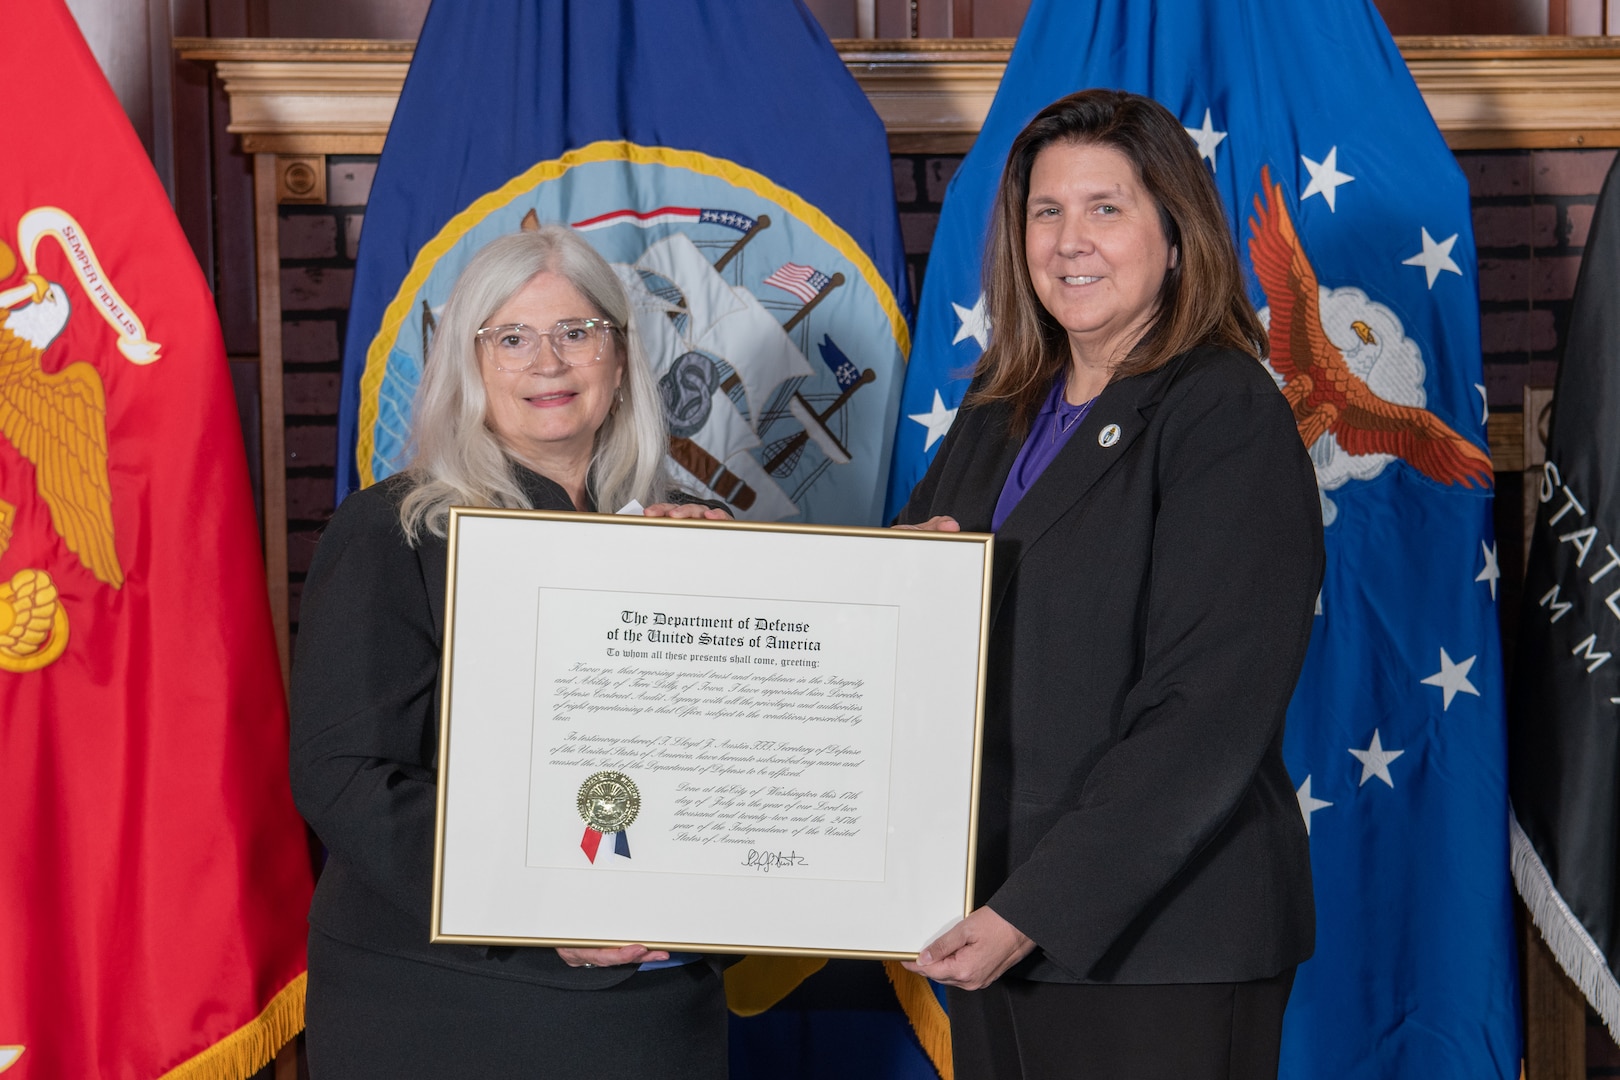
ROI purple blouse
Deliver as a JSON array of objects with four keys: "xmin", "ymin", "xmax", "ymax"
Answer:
[{"xmin": 991, "ymin": 376, "xmax": 1098, "ymax": 531}]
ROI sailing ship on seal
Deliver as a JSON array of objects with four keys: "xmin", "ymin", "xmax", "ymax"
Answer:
[{"xmin": 603, "ymin": 215, "xmax": 872, "ymax": 521}]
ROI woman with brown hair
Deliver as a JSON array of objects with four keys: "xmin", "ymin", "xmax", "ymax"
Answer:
[{"xmin": 898, "ymin": 89, "xmax": 1323, "ymax": 1078}]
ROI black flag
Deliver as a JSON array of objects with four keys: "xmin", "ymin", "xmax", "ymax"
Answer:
[{"xmin": 1510, "ymin": 153, "xmax": 1620, "ymax": 1035}]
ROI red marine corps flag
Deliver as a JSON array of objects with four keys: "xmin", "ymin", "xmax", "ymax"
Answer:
[{"xmin": 0, "ymin": 3, "xmax": 313, "ymax": 1077}]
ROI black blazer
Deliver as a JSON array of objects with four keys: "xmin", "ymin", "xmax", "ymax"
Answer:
[
  {"xmin": 290, "ymin": 467, "xmax": 638, "ymax": 989},
  {"xmin": 901, "ymin": 346, "xmax": 1323, "ymax": 985}
]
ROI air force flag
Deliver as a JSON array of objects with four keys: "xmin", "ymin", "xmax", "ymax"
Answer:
[
  {"xmin": 891, "ymin": 0, "xmax": 1519, "ymax": 1075},
  {"xmin": 339, "ymin": 0, "xmax": 910, "ymax": 526}
]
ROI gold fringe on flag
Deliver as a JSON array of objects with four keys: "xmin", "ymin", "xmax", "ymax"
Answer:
[
  {"xmin": 883, "ymin": 960, "xmax": 953, "ymax": 1080},
  {"xmin": 724, "ymin": 955, "xmax": 829, "ymax": 1017},
  {"xmin": 158, "ymin": 971, "xmax": 306, "ymax": 1080}
]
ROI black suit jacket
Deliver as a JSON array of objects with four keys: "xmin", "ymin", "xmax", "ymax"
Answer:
[
  {"xmin": 290, "ymin": 467, "xmax": 639, "ymax": 989},
  {"xmin": 901, "ymin": 346, "xmax": 1323, "ymax": 984}
]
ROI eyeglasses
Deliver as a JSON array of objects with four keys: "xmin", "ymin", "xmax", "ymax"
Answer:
[{"xmin": 474, "ymin": 318, "xmax": 618, "ymax": 372}]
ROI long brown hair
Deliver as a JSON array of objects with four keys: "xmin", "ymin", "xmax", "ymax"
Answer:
[{"xmin": 971, "ymin": 89, "xmax": 1266, "ymax": 435}]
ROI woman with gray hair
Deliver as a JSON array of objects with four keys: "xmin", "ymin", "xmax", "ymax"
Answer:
[{"xmin": 290, "ymin": 226, "xmax": 729, "ymax": 1078}]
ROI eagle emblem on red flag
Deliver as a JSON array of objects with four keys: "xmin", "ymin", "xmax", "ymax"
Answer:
[
  {"xmin": 0, "ymin": 207, "xmax": 146, "ymax": 671},
  {"xmin": 0, "ymin": 203, "xmax": 161, "ymax": 669},
  {"xmin": 1, "ymin": 4, "xmax": 313, "ymax": 1075}
]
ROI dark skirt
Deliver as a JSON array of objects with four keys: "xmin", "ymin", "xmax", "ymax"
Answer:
[
  {"xmin": 948, "ymin": 968, "xmax": 1296, "ymax": 1080},
  {"xmin": 306, "ymin": 930, "xmax": 729, "ymax": 1079}
]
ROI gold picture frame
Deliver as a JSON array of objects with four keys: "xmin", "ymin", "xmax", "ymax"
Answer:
[{"xmin": 430, "ymin": 508, "xmax": 993, "ymax": 959}]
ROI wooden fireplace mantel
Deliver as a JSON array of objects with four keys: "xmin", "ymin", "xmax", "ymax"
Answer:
[{"xmin": 178, "ymin": 35, "xmax": 1620, "ymax": 154}]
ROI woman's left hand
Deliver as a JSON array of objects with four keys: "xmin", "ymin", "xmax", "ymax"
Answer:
[
  {"xmin": 902, "ymin": 906, "xmax": 1037, "ymax": 990},
  {"xmin": 892, "ymin": 515, "xmax": 960, "ymax": 532},
  {"xmin": 643, "ymin": 502, "xmax": 732, "ymax": 520},
  {"xmin": 557, "ymin": 944, "xmax": 670, "ymax": 968}
]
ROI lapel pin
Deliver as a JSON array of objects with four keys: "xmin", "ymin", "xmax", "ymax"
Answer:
[{"xmin": 1098, "ymin": 423, "xmax": 1121, "ymax": 447}]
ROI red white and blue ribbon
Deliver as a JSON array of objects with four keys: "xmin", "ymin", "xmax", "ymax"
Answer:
[{"xmin": 580, "ymin": 827, "xmax": 632, "ymax": 863}]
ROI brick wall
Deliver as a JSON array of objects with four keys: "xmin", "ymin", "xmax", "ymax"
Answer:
[
  {"xmin": 892, "ymin": 153, "xmax": 961, "ymax": 298},
  {"xmin": 275, "ymin": 156, "xmax": 375, "ymax": 642},
  {"xmin": 1468, "ymin": 149, "xmax": 1615, "ymax": 408}
]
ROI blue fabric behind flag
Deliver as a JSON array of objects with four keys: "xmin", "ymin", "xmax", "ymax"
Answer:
[
  {"xmin": 729, "ymin": 961, "xmax": 943, "ymax": 1080},
  {"xmin": 338, "ymin": 0, "xmax": 911, "ymax": 526},
  {"xmin": 890, "ymin": 1, "xmax": 1520, "ymax": 1075}
]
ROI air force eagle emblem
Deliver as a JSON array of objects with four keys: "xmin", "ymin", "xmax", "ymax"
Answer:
[{"xmin": 1248, "ymin": 167, "xmax": 1492, "ymax": 524}]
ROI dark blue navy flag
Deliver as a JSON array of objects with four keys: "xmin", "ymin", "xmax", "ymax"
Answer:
[
  {"xmin": 338, "ymin": 0, "xmax": 911, "ymax": 526},
  {"xmin": 892, "ymin": 0, "xmax": 1519, "ymax": 1074},
  {"xmin": 335, "ymin": 1, "xmax": 937, "ymax": 1074}
]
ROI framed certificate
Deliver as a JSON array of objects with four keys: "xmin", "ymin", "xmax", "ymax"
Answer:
[{"xmin": 430, "ymin": 509, "xmax": 992, "ymax": 959}]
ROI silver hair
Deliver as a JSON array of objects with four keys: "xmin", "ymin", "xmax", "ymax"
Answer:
[{"xmin": 396, "ymin": 226, "xmax": 671, "ymax": 542}]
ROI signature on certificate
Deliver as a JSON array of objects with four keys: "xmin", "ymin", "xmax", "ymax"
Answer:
[{"xmin": 741, "ymin": 849, "xmax": 809, "ymax": 873}]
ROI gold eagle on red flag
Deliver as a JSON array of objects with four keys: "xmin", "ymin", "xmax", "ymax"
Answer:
[
  {"xmin": 1247, "ymin": 165, "xmax": 1493, "ymax": 489},
  {"xmin": 0, "ymin": 245, "xmax": 121, "ymax": 585},
  {"xmin": 0, "ymin": 215, "xmax": 134, "ymax": 671}
]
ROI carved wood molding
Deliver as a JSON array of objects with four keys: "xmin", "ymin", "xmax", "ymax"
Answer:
[
  {"xmin": 177, "ymin": 40, "xmax": 409, "ymax": 153},
  {"xmin": 1405, "ymin": 36, "xmax": 1620, "ymax": 147},
  {"xmin": 177, "ymin": 35, "xmax": 1620, "ymax": 154},
  {"xmin": 837, "ymin": 39, "xmax": 1010, "ymax": 151}
]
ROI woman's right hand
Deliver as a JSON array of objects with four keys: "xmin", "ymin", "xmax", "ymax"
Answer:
[
  {"xmin": 893, "ymin": 515, "xmax": 961, "ymax": 532},
  {"xmin": 557, "ymin": 944, "xmax": 669, "ymax": 968}
]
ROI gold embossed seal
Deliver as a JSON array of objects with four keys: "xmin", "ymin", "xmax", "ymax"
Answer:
[{"xmin": 576, "ymin": 771, "xmax": 641, "ymax": 833}]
